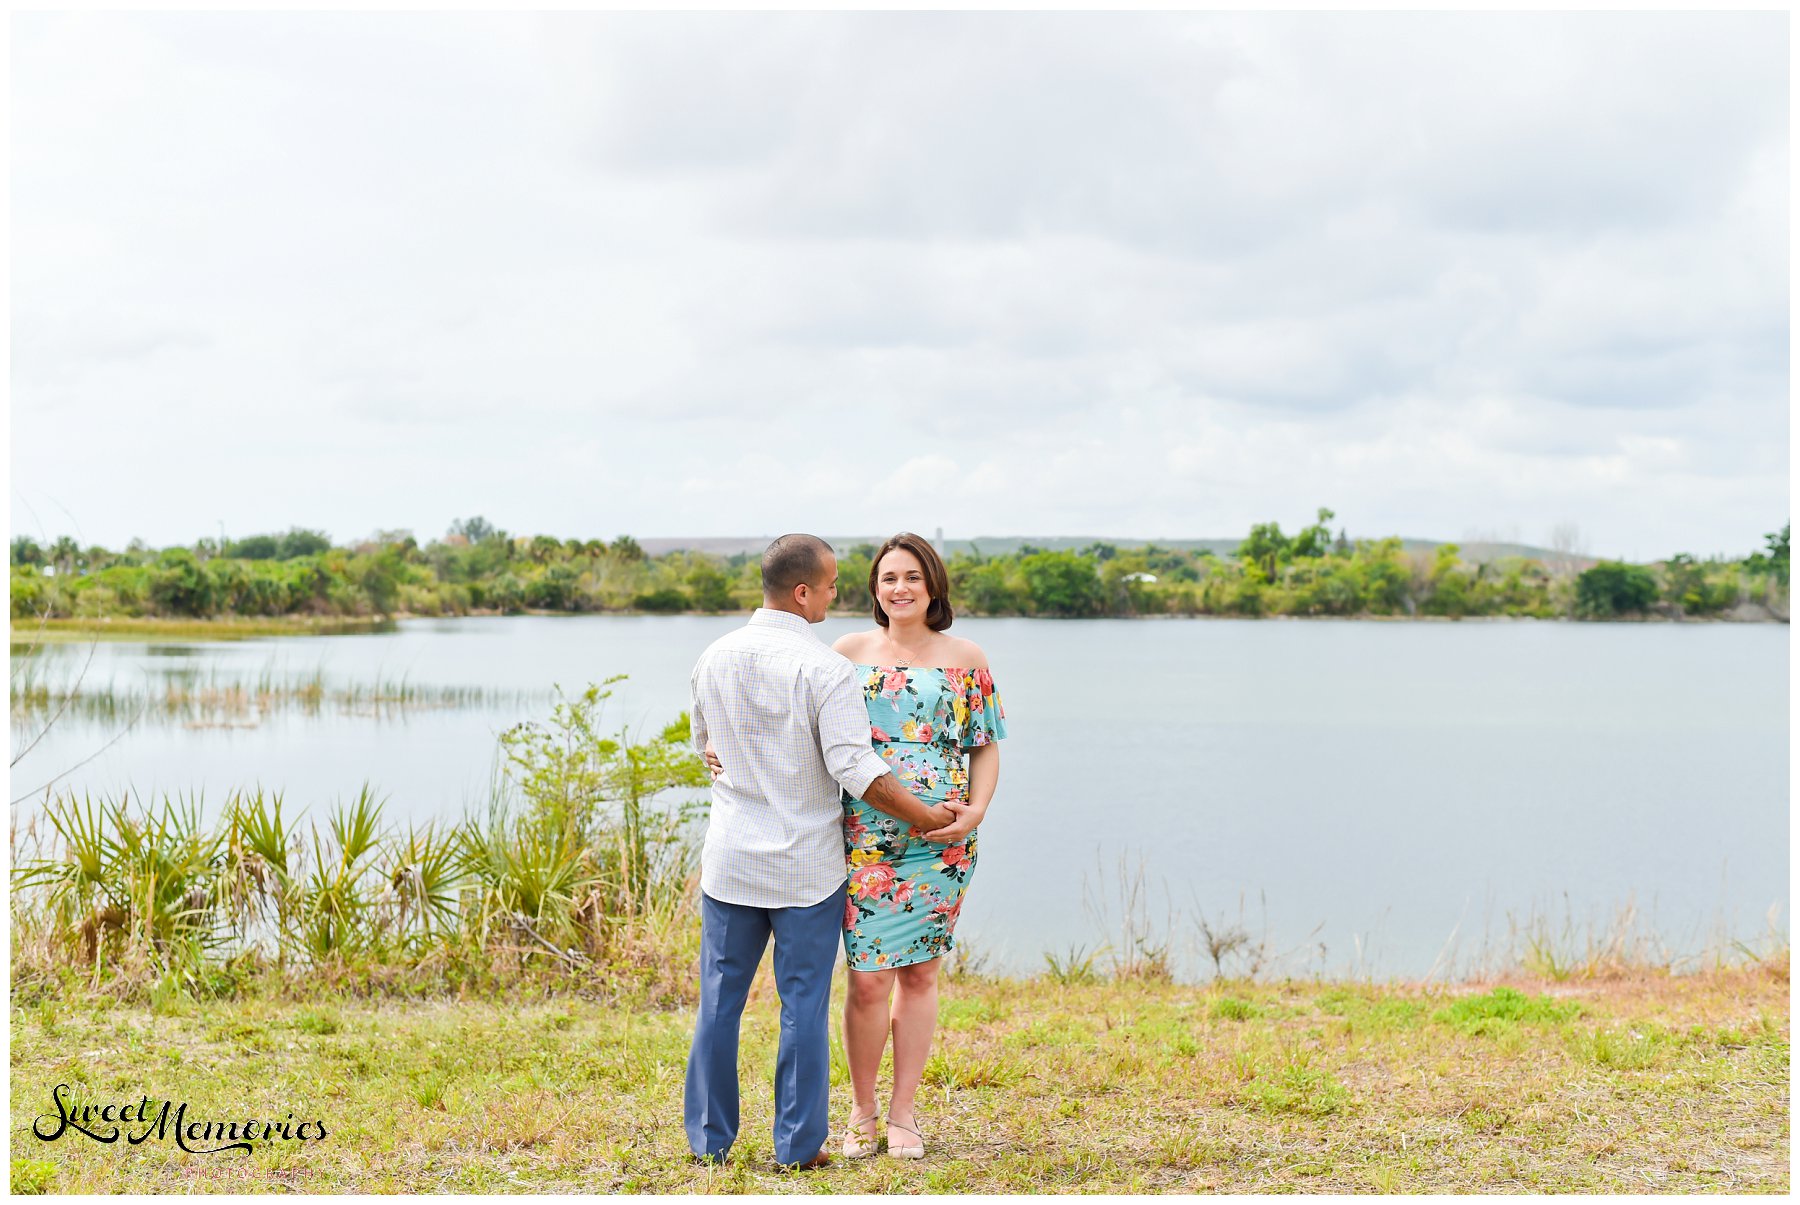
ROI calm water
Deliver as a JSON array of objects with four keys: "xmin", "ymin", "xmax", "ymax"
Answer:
[{"xmin": 11, "ymin": 616, "xmax": 1789, "ymax": 978}]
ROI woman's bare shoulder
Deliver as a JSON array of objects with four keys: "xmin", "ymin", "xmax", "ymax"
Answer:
[
  {"xmin": 943, "ymin": 635, "xmax": 989, "ymax": 669},
  {"xmin": 832, "ymin": 629, "xmax": 885, "ymax": 659}
]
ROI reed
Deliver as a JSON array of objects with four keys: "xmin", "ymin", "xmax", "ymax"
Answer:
[{"xmin": 10, "ymin": 667, "xmax": 547, "ymax": 731}]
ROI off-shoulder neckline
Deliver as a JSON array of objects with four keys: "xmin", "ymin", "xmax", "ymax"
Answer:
[{"xmin": 854, "ymin": 662, "xmax": 988, "ymax": 674}]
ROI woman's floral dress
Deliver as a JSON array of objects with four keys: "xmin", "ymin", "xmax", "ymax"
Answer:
[{"xmin": 842, "ymin": 664, "xmax": 1007, "ymax": 970}]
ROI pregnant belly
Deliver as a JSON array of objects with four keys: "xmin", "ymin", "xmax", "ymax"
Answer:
[{"xmin": 874, "ymin": 741, "xmax": 966, "ymax": 804}]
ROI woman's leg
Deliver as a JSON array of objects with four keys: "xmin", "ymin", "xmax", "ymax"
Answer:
[
  {"xmin": 844, "ymin": 967, "xmax": 895, "ymax": 1121},
  {"xmin": 886, "ymin": 958, "xmax": 941, "ymax": 1134}
]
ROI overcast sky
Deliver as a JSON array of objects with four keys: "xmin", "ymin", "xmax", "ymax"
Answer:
[{"xmin": 10, "ymin": 11, "xmax": 1788, "ymax": 560}]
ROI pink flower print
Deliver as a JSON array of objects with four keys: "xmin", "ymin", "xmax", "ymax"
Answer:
[
  {"xmin": 844, "ymin": 898, "xmax": 858, "ymax": 929},
  {"xmin": 915, "ymin": 724, "xmax": 933, "ymax": 743},
  {"xmin": 940, "ymin": 844, "xmax": 971, "ymax": 871},
  {"xmin": 849, "ymin": 861, "xmax": 897, "ymax": 900},
  {"xmin": 870, "ymin": 724, "xmax": 893, "ymax": 743},
  {"xmin": 883, "ymin": 670, "xmax": 908, "ymax": 695},
  {"xmin": 844, "ymin": 813, "xmax": 869, "ymax": 844},
  {"xmin": 888, "ymin": 880, "xmax": 916, "ymax": 910}
]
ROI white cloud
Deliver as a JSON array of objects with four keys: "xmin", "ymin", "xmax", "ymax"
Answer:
[{"xmin": 9, "ymin": 11, "xmax": 1786, "ymax": 559}]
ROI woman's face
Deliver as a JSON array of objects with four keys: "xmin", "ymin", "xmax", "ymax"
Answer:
[{"xmin": 876, "ymin": 548, "xmax": 930, "ymax": 623}]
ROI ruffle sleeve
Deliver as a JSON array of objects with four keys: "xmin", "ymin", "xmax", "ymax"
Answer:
[{"xmin": 959, "ymin": 667, "xmax": 1007, "ymax": 748}]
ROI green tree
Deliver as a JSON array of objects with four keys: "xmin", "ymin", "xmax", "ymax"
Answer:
[
  {"xmin": 686, "ymin": 566, "xmax": 736, "ymax": 612},
  {"xmin": 1290, "ymin": 508, "xmax": 1337, "ymax": 559},
  {"xmin": 359, "ymin": 550, "xmax": 404, "ymax": 615},
  {"xmin": 610, "ymin": 536, "xmax": 645, "ymax": 563},
  {"xmin": 953, "ymin": 559, "xmax": 1025, "ymax": 614},
  {"xmin": 498, "ymin": 680, "xmax": 708, "ymax": 913},
  {"xmin": 1421, "ymin": 544, "xmax": 1473, "ymax": 617},
  {"xmin": 450, "ymin": 516, "xmax": 497, "ymax": 543},
  {"xmin": 1236, "ymin": 522, "xmax": 1290, "ymax": 579},
  {"xmin": 49, "ymin": 536, "xmax": 80, "ymax": 574},
  {"xmin": 1019, "ymin": 551, "xmax": 1104, "ymax": 617},
  {"xmin": 11, "ymin": 537, "xmax": 44, "ymax": 567},
  {"xmin": 1576, "ymin": 561, "xmax": 1659, "ymax": 617},
  {"xmin": 1744, "ymin": 524, "xmax": 1790, "ymax": 585},
  {"xmin": 150, "ymin": 548, "xmax": 216, "ymax": 616},
  {"xmin": 277, "ymin": 528, "xmax": 332, "ymax": 560},
  {"xmin": 226, "ymin": 534, "xmax": 280, "ymax": 560}
]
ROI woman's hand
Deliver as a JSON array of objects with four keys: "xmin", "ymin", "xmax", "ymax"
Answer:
[
  {"xmin": 702, "ymin": 742, "xmax": 723, "ymax": 779},
  {"xmin": 923, "ymin": 800, "xmax": 983, "ymax": 844}
]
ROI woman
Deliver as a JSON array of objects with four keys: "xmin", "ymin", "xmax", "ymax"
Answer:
[{"xmin": 829, "ymin": 531, "xmax": 1005, "ymax": 1160}]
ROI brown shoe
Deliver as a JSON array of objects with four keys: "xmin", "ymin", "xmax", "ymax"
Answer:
[{"xmin": 778, "ymin": 1149, "xmax": 832, "ymax": 1171}]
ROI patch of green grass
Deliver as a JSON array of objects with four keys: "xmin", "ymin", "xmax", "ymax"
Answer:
[
  {"xmin": 1210, "ymin": 995, "xmax": 1261, "ymax": 1022},
  {"xmin": 1314, "ymin": 988, "xmax": 1426, "ymax": 1031},
  {"xmin": 294, "ymin": 1008, "xmax": 342, "ymax": 1035},
  {"xmin": 1568, "ymin": 1026, "xmax": 1669, "ymax": 1070},
  {"xmin": 1041, "ymin": 944, "xmax": 1104, "ymax": 985},
  {"xmin": 921, "ymin": 1051, "xmax": 1020, "ymax": 1089},
  {"xmin": 411, "ymin": 1070, "xmax": 451, "ymax": 1110},
  {"xmin": 1434, "ymin": 986, "xmax": 1580, "ymax": 1035},
  {"xmin": 1242, "ymin": 1051, "xmax": 1349, "ymax": 1116},
  {"xmin": 939, "ymin": 997, "xmax": 1009, "ymax": 1031},
  {"xmin": 10, "ymin": 1159, "xmax": 57, "ymax": 1195}
]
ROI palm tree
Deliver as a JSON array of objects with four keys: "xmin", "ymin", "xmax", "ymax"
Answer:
[{"xmin": 49, "ymin": 536, "xmax": 79, "ymax": 575}]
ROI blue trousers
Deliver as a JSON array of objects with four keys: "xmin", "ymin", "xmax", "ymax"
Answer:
[{"xmin": 684, "ymin": 883, "xmax": 846, "ymax": 1165}]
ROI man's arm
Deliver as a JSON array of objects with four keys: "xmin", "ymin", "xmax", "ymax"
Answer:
[
  {"xmin": 689, "ymin": 660, "xmax": 710, "ymax": 755},
  {"xmin": 817, "ymin": 661, "xmax": 953, "ymax": 831},
  {"xmin": 861, "ymin": 771, "xmax": 956, "ymax": 832}
]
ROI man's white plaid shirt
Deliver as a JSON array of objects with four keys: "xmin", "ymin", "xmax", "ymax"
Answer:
[{"xmin": 690, "ymin": 608, "xmax": 892, "ymax": 909}]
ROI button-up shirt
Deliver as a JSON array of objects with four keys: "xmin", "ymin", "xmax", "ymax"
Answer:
[{"xmin": 690, "ymin": 608, "xmax": 892, "ymax": 909}]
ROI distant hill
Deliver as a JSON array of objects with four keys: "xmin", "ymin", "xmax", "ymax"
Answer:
[{"xmin": 638, "ymin": 535, "xmax": 1588, "ymax": 566}]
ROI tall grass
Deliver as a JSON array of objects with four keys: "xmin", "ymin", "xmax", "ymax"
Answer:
[
  {"xmin": 10, "ymin": 682, "xmax": 709, "ymax": 1000},
  {"xmin": 1037, "ymin": 858, "xmax": 1789, "ymax": 988}
]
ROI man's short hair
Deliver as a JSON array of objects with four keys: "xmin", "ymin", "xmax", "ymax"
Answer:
[{"xmin": 762, "ymin": 534, "xmax": 834, "ymax": 599}]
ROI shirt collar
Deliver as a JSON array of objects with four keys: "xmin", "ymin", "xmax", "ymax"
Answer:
[{"xmin": 748, "ymin": 607, "xmax": 816, "ymax": 635}]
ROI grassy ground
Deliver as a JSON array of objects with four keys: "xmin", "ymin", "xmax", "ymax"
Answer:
[{"xmin": 9, "ymin": 962, "xmax": 1787, "ymax": 1194}]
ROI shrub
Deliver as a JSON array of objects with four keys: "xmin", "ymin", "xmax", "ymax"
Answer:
[
  {"xmin": 1577, "ymin": 562, "xmax": 1659, "ymax": 617},
  {"xmin": 632, "ymin": 588, "xmax": 689, "ymax": 613}
]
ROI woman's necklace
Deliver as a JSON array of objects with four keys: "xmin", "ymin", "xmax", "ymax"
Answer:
[{"xmin": 886, "ymin": 633, "xmax": 929, "ymax": 669}]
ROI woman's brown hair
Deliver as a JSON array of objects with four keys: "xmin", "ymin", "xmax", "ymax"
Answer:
[{"xmin": 869, "ymin": 532, "xmax": 954, "ymax": 631}]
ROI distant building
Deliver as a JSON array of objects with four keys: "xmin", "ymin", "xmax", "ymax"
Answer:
[{"xmin": 1123, "ymin": 572, "xmax": 1157, "ymax": 583}]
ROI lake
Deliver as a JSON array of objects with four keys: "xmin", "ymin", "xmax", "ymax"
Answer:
[{"xmin": 10, "ymin": 615, "xmax": 1789, "ymax": 980}]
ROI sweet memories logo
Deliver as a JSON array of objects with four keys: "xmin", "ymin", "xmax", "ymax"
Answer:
[{"xmin": 33, "ymin": 1084, "xmax": 328, "ymax": 1155}]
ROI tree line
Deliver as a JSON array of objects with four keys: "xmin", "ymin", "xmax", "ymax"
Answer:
[{"xmin": 10, "ymin": 511, "xmax": 1789, "ymax": 623}]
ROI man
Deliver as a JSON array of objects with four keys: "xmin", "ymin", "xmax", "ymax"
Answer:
[{"xmin": 685, "ymin": 533, "xmax": 956, "ymax": 1170}]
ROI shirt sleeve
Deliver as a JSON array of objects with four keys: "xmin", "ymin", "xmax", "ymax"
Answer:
[
  {"xmin": 689, "ymin": 658, "xmax": 710, "ymax": 755},
  {"xmin": 816, "ymin": 659, "xmax": 891, "ymax": 799}
]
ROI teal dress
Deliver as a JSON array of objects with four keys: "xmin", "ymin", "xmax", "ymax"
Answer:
[{"xmin": 841, "ymin": 664, "xmax": 1007, "ymax": 970}]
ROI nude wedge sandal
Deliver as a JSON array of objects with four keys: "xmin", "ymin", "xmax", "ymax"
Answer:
[
  {"xmin": 842, "ymin": 1110, "xmax": 881, "ymax": 1159},
  {"xmin": 885, "ymin": 1116, "xmax": 925, "ymax": 1160}
]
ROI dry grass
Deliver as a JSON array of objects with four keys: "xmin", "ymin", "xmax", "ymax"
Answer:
[{"xmin": 9, "ymin": 961, "xmax": 1786, "ymax": 1194}]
